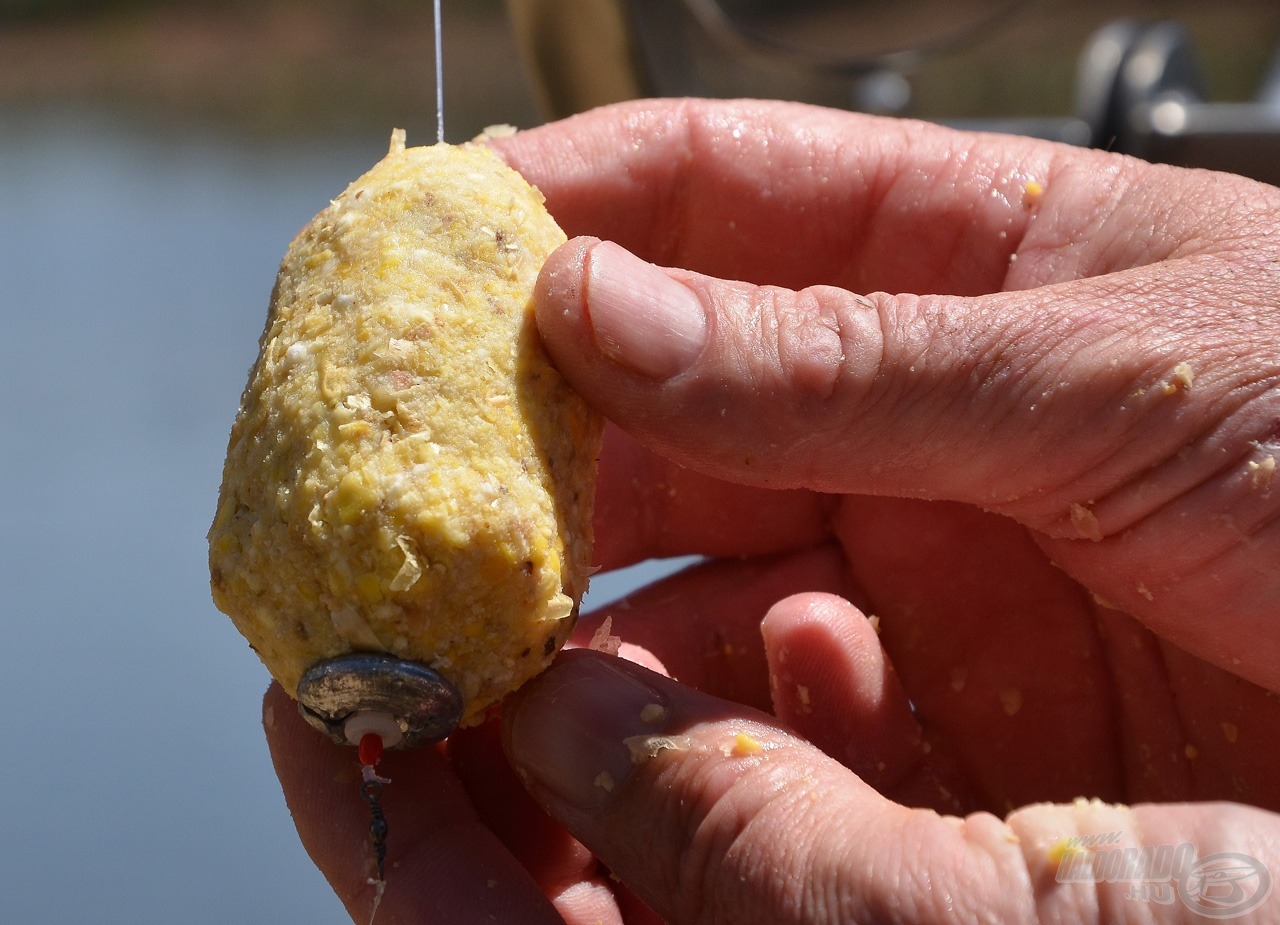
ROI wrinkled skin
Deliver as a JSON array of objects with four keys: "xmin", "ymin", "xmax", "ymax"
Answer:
[{"xmin": 265, "ymin": 99, "xmax": 1280, "ymax": 925}]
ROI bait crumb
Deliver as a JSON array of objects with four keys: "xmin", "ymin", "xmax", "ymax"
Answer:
[
  {"xmin": 1221, "ymin": 722, "xmax": 1239, "ymax": 744},
  {"xmin": 867, "ymin": 614, "xmax": 881, "ymax": 634},
  {"xmin": 624, "ymin": 734, "xmax": 693, "ymax": 764},
  {"xmin": 1137, "ymin": 583, "xmax": 1154, "ymax": 601},
  {"xmin": 594, "ymin": 770, "xmax": 615, "ymax": 793},
  {"xmin": 796, "ymin": 685, "xmax": 812, "ymax": 712},
  {"xmin": 721, "ymin": 732, "xmax": 764, "ymax": 757},
  {"xmin": 640, "ymin": 703, "xmax": 667, "ymax": 725},
  {"xmin": 1022, "ymin": 179, "xmax": 1045, "ymax": 206},
  {"xmin": 1004, "ymin": 830, "xmax": 1021, "ymax": 845},
  {"xmin": 1248, "ymin": 455, "xmax": 1276, "ymax": 489},
  {"xmin": 1069, "ymin": 502, "xmax": 1102, "ymax": 541},
  {"xmin": 1160, "ymin": 361, "xmax": 1194, "ymax": 395},
  {"xmin": 475, "ymin": 123, "xmax": 518, "ymax": 140},
  {"xmin": 1185, "ymin": 744, "xmax": 1200, "ymax": 760},
  {"xmin": 1046, "ymin": 838, "xmax": 1075, "ymax": 867},
  {"xmin": 1000, "ymin": 689, "xmax": 1024, "ymax": 716},
  {"xmin": 589, "ymin": 616, "xmax": 622, "ymax": 656}
]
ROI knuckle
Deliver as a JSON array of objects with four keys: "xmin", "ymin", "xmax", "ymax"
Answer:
[{"xmin": 752, "ymin": 284, "xmax": 887, "ymax": 407}]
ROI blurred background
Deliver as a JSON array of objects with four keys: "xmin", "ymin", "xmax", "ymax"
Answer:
[{"xmin": 1, "ymin": 1, "xmax": 1277, "ymax": 922}]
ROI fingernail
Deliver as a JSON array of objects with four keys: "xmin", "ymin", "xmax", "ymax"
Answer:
[
  {"xmin": 585, "ymin": 241, "xmax": 707, "ymax": 379},
  {"xmin": 507, "ymin": 654, "xmax": 670, "ymax": 810}
]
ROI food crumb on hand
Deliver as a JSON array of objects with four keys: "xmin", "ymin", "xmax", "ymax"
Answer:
[
  {"xmin": 1022, "ymin": 179, "xmax": 1045, "ymax": 207},
  {"xmin": 1137, "ymin": 582, "xmax": 1154, "ymax": 601},
  {"xmin": 720, "ymin": 732, "xmax": 765, "ymax": 757},
  {"xmin": 1248, "ymin": 455, "xmax": 1276, "ymax": 490},
  {"xmin": 1160, "ymin": 361, "xmax": 1194, "ymax": 395},
  {"xmin": 624, "ymin": 734, "xmax": 693, "ymax": 763},
  {"xmin": 639, "ymin": 703, "xmax": 667, "ymax": 725},
  {"xmin": 1069, "ymin": 502, "xmax": 1102, "ymax": 541},
  {"xmin": 589, "ymin": 616, "xmax": 622, "ymax": 655},
  {"xmin": 1046, "ymin": 837, "xmax": 1077, "ymax": 867}
]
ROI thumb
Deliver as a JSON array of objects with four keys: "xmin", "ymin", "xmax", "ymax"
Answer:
[
  {"xmin": 503, "ymin": 650, "xmax": 1033, "ymax": 925},
  {"xmin": 534, "ymin": 237, "xmax": 1264, "ymax": 538}
]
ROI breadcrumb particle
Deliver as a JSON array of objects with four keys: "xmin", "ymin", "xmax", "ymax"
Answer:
[
  {"xmin": 624, "ymin": 734, "xmax": 693, "ymax": 763},
  {"xmin": 475, "ymin": 124, "xmax": 518, "ymax": 140},
  {"xmin": 1160, "ymin": 361, "xmax": 1194, "ymax": 395},
  {"xmin": 1184, "ymin": 744, "xmax": 1200, "ymax": 760},
  {"xmin": 1137, "ymin": 583, "xmax": 1154, "ymax": 601},
  {"xmin": 867, "ymin": 615, "xmax": 881, "ymax": 634},
  {"xmin": 1069, "ymin": 502, "xmax": 1102, "ymax": 541},
  {"xmin": 1221, "ymin": 722, "xmax": 1239, "ymax": 744},
  {"xmin": 796, "ymin": 685, "xmax": 812, "ymax": 713},
  {"xmin": 640, "ymin": 703, "xmax": 667, "ymax": 725},
  {"xmin": 588, "ymin": 616, "xmax": 622, "ymax": 655},
  {"xmin": 594, "ymin": 771, "xmax": 615, "ymax": 792},
  {"xmin": 1248, "ymin": 455, "xmax": 1276, "ymax": 489},
  {"xmin": 727, "ymin": 732, "xmax": 764, "ymax": 757}
]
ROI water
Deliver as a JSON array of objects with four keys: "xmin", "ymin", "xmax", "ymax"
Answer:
[{"xmin": 0, "ymin": 106, "xmax": 687, "ymax": 924}]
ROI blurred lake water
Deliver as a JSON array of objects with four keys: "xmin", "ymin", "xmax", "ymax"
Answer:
[{"xmin": 0, "ymin": 105, "xmax": 684, "ymax": 924}]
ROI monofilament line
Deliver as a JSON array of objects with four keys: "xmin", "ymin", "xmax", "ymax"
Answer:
[{"xmin": 434, "ymin": 0, "xmax": 445, "ymax": 143}]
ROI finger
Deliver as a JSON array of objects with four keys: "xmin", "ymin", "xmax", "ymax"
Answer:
[
  {"xmin": 535, "ymin": 234, "xmax": 1273, "ymax": 527},
  {"xmin": 760, "ymin": 592, "xmax": 977, "ymax": 813},
  {"xmin": 592, "ymin": 423, "xmax": 831, "ymax": 571},
  {"xmin": 503, "ymin": 651, "xmax": 1280, "ymax": 925},
  {"xmin": 534, "ymin": 230, "xmax": 1280, "ymax": 690},
  {"xmin": 760, "ymin": 593, "xmax": 925, "ymax": 791},
  {"xmin": 1009, "ymin": 800, "xmax": 1280, "ymax": 922},
  {"xmin": 489, "ymin": 99, "xmax": 1132, "ymax": 296},
  {"xmin": 263, "ymin": 684, "xmax": 563, "ymax": 925},
  {"xmin": 573, "ymin": 545, "xmax": 855, "ymax": 712},
  {"xmin": 448, "ymin": 716, "xmax": 617, "ymax": 921}
]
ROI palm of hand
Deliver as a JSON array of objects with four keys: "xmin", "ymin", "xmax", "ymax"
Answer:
[{"xmin": 589, "ymin": 431, "xmax": 1280, "ymax": 820}]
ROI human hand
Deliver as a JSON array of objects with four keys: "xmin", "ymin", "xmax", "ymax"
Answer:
[{"xmin": 267, "ymin": 98, "xmax": 1280, "ymax": 923}]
